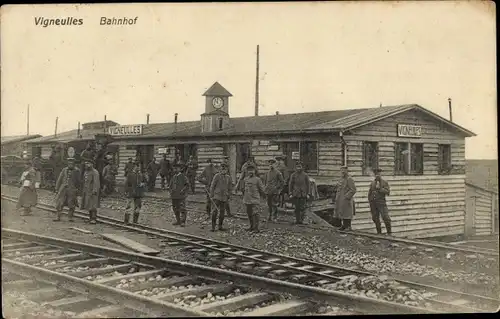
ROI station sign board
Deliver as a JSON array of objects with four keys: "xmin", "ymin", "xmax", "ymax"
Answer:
[
  {"xmin": 157, "ymin": 147, "xmax": 168, "ymax": 155},
  {"xmin": 108, "ymin": 125, "xmax": 143, "ymax": 136},
  {"xmin": 397, "ymin": 124, "xmax": 422, "ymax": 138},
  {"xmin": 292, "ymin": 151, "xmax": 300, "ymax": 160}
]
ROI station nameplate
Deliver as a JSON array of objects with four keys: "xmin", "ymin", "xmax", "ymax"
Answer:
[
  {"xmin": 108, "ymin": 125, "xmax": 143, "ymax": 136},
  {"xmin": 292, "ymin": 151, "xmax": 300, "ymax": 160},
  {"xmin": 397, "ymin": 124, "xmax": 422, "ymax": 138}
]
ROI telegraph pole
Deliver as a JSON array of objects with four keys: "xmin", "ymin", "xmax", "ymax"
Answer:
[
  {"xmin": 255, "ymin": 45, "xmax": 260, "ymax": 116},
  {"xmin": 54, "ymin": 117, "xmax": 58, "ymax": 137},
  {"xmin": 27, "ymin": 105, "xmax": 30, "ymax": 135}
]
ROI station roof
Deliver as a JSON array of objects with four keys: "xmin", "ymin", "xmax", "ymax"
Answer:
[
  {"xmin": 25, "ymin": 104, "xmax": 476, "ymax": 144},
  {"xmin": 1, "ymin": 134, "xmax": 42, "ymax": 145},
  {"xmin": 25, "ymin": 128, "xmax": 104, "ymax": 144}
]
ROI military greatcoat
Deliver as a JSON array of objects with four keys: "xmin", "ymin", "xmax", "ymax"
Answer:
[{"xmin": 81, "ymin": 168, "xmax": 100, "ymax": 210}]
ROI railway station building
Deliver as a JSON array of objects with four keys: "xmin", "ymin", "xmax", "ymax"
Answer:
[{"xmin": 26, "ymin": 82, "xmax": 480, "ymax": 239}]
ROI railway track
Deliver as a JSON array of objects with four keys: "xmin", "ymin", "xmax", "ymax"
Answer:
[
  {"xmin": 2, "ymin": 194, "xmax": 498, "ymax": 313},
  {"xmin": 2, "ymin": 229, "xmax": 432, "ymax": 317}
]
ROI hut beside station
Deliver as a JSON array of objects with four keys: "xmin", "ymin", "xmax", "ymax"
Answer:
[{"xmin": 26, "ymin": 82, "xmax": 480, "ymax": 239}]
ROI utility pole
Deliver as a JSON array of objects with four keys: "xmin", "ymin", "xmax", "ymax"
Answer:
[
  {"xmin": 255, "ymin": 45, "xmax": 260, "ymax": 116},
  {"xmin": 104, "ymin": 115, "xmax": 107, "ymax": 133},
  {"xmin": 448, "ymin": 98, "xmax": 453, "ymax": 122},
  {"xmin": 54, "ymin": 117, "xmax": 58, "ymax": 137}
]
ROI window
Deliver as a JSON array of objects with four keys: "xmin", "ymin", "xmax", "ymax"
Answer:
[
  {"xmin": 281, "ymin": 141, "xmax": 318, "ymax": 172},
  {"xmin": 395, "ymin": 142, "xmax": 423, "ymax": 175},
  {"xmin": 438, "ymin": 144, "xmax": 451, "ymax": 174},
  {"xmin": 300, "ymin": 141, "xmax": 318, "ymax": 172},
  {"xmin": 236, "ymin": 143, "xmax": 251, "ymax": 172},
  {"xmin": 363, "ymin": 142, "xmax": 379, "ymax": 175},
  {"xmin": 218, "ymin": 118, "xmax": 223, "ymax": 130}
]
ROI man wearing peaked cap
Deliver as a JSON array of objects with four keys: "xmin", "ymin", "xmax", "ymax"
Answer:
[
  {"xmin": 368, "ymin": 167, "xmax": 392, "ymax": 235},
  {"xmin": 209, "ymin": 161, "xmax": 233, "ymax": 232},
  {"xmin": 333, "ymin": 165, "xmax": 356, "ymax": 231},
  {"xmin": 264, "ymin": 158, "xmax": 284, "ymax": 221},
  {"xmin": 168, "ymin": 160, "xmax": 189, "ymax": 227},
  {"xmin": 81, "ymin": 157, "xmax": 100, "ymax": 224},
  {"xmin": 288, "ymin": 161, "xmax": 310, "ymax": 224},
  {"xmin": 242, "ymin": 163, "xmax": 265, "ymax": 233},
  {"xmin": 276, "ymin": 155, "xmax": 290, "ymax": 208}
]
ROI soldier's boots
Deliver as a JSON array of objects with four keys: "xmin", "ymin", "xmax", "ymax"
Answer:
[
  {"xmin": 246, "ymin": 210, "xmax": 254, "ymax": 231},
  {"xmin": 89, "ymin": 210, "xmax": 97, "ymax": 224},
  {"xmin": 385, "ymin": 221, "xmax": 392, "ymax": 235},
  {"xmin": 375, "ymin": 222, "xmax": 382, "ymax": 234},
  {"xmin": 124, "ymin": 212, "xmax": 131, "ymax": 225},
  {"xmin": 180, "ymin": 212, "xmax": 187, "ymax": 227},
  {"xmin": 132, "ymin": 212, "xmax": 139, "ymax": 224},
  {"xmin": 218, "ymin": 210, "xmax": 227, "ymax": 231},
  {"xmin": 251, "ymin": 214, "xmax": 260, "ymax": 233},
  {"xmin": 68, "ymin": 209, "xmax": 74, "ymax": 222},
  {"xmin": 341, "ymin": 219, "xmax": 352, "ymax": 231},
  {"xmin": 21, "ymin": 207, "xmax": 32, "ymax": 216},
  {"xmin": 53, "ymin": 211, "xmax": 62, "ymax": 222},
  {"xmin": 172, "ymin": 212, "xmax": 181, "ymax": 225}
]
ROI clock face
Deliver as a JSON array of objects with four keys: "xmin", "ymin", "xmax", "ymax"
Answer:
[{"xmin": 212, "ymin": 97, "xmax": 224, "ymax": 109}]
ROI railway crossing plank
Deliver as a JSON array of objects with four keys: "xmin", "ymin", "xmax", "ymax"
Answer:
[
  {"xmin": 101, "ymin": 233, "xmax": 159, "ymax": 256},
  {"xmin": 245, "ymin": 300, "xmax": 309, "ymax": 316},
  {"xmin": 44, "ymin": 257, "xmax": 110, "ymax": 270},
  {"xmin": 70, "ymin": 227, "xmax": 93, "ymax": 234},
  {"xmin": 44, "ymin": 295, "xmax": 91, "ymax": 308}
]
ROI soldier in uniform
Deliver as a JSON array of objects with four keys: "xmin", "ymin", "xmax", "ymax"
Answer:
[
  {"xmin": 124, "ymin": 157, "xmax": 135, "ymax": 177},
  {"xmin": 198, "ymin": 158, "xmax": 218, "ymax": 218},
  {"xmin": 288, "ymin": 161, "xmax": 310, "ymax": 224},
  {"xmin": 209, "ymin": 162, "xmax": 233, "ymax": 231},
  {"xmin": 276, "ymin": 155, "xmax": 290, "ymax": 208},
  {"xmin": 54, "ymin": 158, "xmax": 81, "ymax": 222},
  {"xmin": 159, "ymin": 154, "xmax": 172, "ymax": 190},
  {"xmin": 242, "ymin": 164, "xmax": 265, "ymax": 233},
  {"xmin": 81, "ymin": 159, "xmax": 100, "ymax": 224},
  {"xmin": 221, "ymin": 156, "xmax": 234, "ymax": 217},
  {"xmin": 186, "ymin": 155, "xmax": 199, "ymax": 194},
  {"xmin": 264, "ymin": 158, "xmax": 284, "ymax": 221},
  {"xmin": 80, "ymin": 143, "xmax": 95, "ymax": 180},
  {"xmin": 17, "ymin": 159, "xmax": 41, "ymax": 216},
  {"xmin": 146, "ymin": 157, "xmax": 159, "ymax": 191},
  {"xmin": 125, "ymin": 161, "xmax": 146, "ymax": 224},
  {"xmin": 368, "ymin": 168, "xmax": 392, "ymax": 235},
  {"xmin": 168, "ymin": 161, "xmax": 189, "ymax": 227},
  {"xmin": 102, "ymin": 160, "xmax": 118, "ymax": 196},
  {"xmin": 235, "ymin": 156, "xmax": 259, "ymax": 194},
  {"xmin": 334, "ymin": 166, "xmax": 357, "ymax": 231}
]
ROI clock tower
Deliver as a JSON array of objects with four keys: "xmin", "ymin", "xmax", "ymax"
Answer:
[{"xmin": 201, "ymin": 82, "xmax": 232, "ymax": 133}]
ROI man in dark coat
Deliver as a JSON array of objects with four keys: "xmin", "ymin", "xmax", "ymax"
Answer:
[
  {"xmin": 81, "ymin": 159, "xmax": 100, "ymax": 224},
  {"xmin": 186, "ymin": 155, "xmax": 198, "ymax": 194},
  {"xmin": 198, "ymin": 158, "xmax": 218, "ymax": 218},
  {"xmin": 102, "ymin": 160, "xmax": 118, "ymax": 196},
  {"xmin": 17, "ymin": 160, "xmax": 41, "ymax": 216},
  {"xmin": 288, "ymin": 161, "xmax": 310, "ymax": 225},
  {"xmin": 334, "ymin": 166, "xmax": 357, "ymax": 231},
  {"xmin": 80, "ymin": 143, "xmax": 95, "ymax": 180},
  {"xmin": 368, "ymin": 168, "xmax": 392, "ymax": 235},
  {"xmin": 146, "ymin": 157, "xmax": 159, "ymax": 191},
  {"xmin": 236, "ymin": 156, "xmax": 259, "ymax": 193},
  {"xmin": 125, "ymin": 161, "xmax": 146, "ymax": 224},
  {"xmin": 124, "ymin": 157, "xmax": 135, "ymax": 177},
  {"xmin": 54, "ymin": 158, "xmax": 81, "ymax": 222},
  {"xmin": 276, "ymin": 155, "xmax": 290, "ymax": 208},
  {"xmin": 264, "ymin": 158, "xmax": 284, "ymax": 221},
  {"xmin": 159, "ymin": 154, "xmax": 172, "ymax": 190},
  {"xmin": 242, "ymin": 164, "xmax": 265, "ymax": 233},
  {"xmin": 209, "ymin": 162, "xmax": 233, "ymax": 232},
  {"xmin": 168, "ymin": 161, "xmax": 189, "ymax": 227}
]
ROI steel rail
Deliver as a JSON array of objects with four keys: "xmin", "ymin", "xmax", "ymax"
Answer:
[
  {"xmin": 2, "ymin": 228, "xmax": 431, "ymax": 315},
  {"xmin": 2, "ymin": 196, "xmax": 498, "ymax": 313}
]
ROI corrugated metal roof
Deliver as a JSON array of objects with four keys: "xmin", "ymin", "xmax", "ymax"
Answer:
[
  {"xmin": 1, "ymin": 134, "xmax": 42, "ymax": 145},
  {"xmin": 202, "ymin": 82, "xmax": 233, "ymax": 97}
]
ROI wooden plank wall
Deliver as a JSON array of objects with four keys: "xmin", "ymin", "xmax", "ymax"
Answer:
[
  {"xmin": 116, "ymin": 145, "xmax": 136, "ymax": 185},
  {"xmin": 251, "ymin": 142, "xmax": 283, "ymax": 177},
  {"xmin": 318, "ymin": 138, "xmax": 343, "ymax": 178},
  {"xmin": 194, "ymin": 144, "xmax": 225, "ymax": 192},
  {"xmin": 466, "ymin": 184, "xmax": 495, "ymax": 236}
]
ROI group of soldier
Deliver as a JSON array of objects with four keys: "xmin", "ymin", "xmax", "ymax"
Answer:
[{"xmin": 15, "ymin": 148, "xmax": 393, "ymax": 236}]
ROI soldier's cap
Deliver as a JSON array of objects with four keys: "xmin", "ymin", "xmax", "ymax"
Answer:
[
  {"xmin": 84, "ymin": 159, "xmax": 95, "ymax": 164},
  {"xmin": 220, "ymin": 162, "xmax": 228, "ymax": 168},
  {"xmin": 373, "ymin": 168, "xmax": 382, "ymax": 173},
  {"xmin": 268, "ymin": 159, "xmax": 276, "ymax": 164},
  {"xmin": 276, "ymin": 155, "xmax": 286, "ymax": 160},
  {"xmin": 246, "ymin": 164, "xmax": 256, "ymax": 170},
  {"xmin": 295, "ymin": 161, "xmax": 303, "ymax": 166},
  {"xmin": 207, "ymin": 158, "xmax": 212, "ymax": 163},
  {"xmin": 128, "ymin": 157, "xmax": 133, "ymax": 161},
  {"xmin": 67, "ymin": 157, "xmax": 75, "ymax": 162}
]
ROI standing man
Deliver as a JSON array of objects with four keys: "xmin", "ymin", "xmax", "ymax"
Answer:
[
  {"xmin": 54, "ymin": 158, "xmax": 81, "ymax": 222},
  {"xmin": 124, "ymin": 157, "xmax": 135, "ymax": 177},
  {"xmin": 264, "ymin": 158, "xmax": 284, "ymax": 221},
  {"xmin": 146, "ymin": 157, "xmax": 159, "ymax": 192},
  {"xmin": 242, "ymin": 164, "xmax": 265, "ymax": 233},
  {"xmin": 198, "ymin": 158, "xmax": 218, "ymax": 218},
  {"xmin": 186, "ymin": 155, "xmax": 198, "ymax": 194},
  {"xmin": 79, "ymin": 143, "xmax": 95, "ymax": 180},
  {"xmin": 276, "ymin": 155, "xmax": 290, "ymax": 208},
  {"xmin": 334, "ymin": 166, "xmax": 357, "ymax": 231},
  {"xmin": 368, "ymin": 168, "xmax": 392, "ymax": 235},
  {"xmin": 222, "ymin": 156, "xmax": 234, "ymax": 217},
  {"xmin": 159, "ymin": 154, "xmax": 172, "ymax": 190},
  {"xmin": 236, "ymin": 156, "xmax": 259, "ymax": 194},
  {"xmin": 17, "ymin": 159, "xmax": 41, "ymax": 216},
  {"xmin": 125, "ymin": 161, "xmax": 146, "ymax": 224},
  {"xmin": 81, "ymin": 160, "xmax": 100, "ymax": 224},
  {"xmin": 169, "ymin": 161, "xmax": 189, "ymax": 227},
  {"xmin": 209, "ymin": 162, "xmax": 233, "ymax": 232},
  {"xmin": 102, "ymin": 160, "xmax": 117, "ymax": 196},
  {"xmin": 288, "ymin": 161, "xmax": 310, "ymax": 225}
]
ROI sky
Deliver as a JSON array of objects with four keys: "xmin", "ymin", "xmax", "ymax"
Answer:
[{"xmin": 1, "ymin": 1, "xmax": 497, "ymax": 159}]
